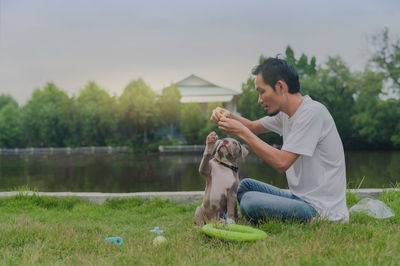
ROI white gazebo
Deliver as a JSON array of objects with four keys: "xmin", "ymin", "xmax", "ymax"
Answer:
[{"xmin": 176, "ymin": 74, "xmax": 241, "ymax": 113}]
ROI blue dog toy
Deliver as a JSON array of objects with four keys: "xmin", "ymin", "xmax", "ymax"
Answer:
[
  {"xmin": 220, "ymin": 212, "xmax": 228, "ymax": 225},
  {"xmin": 150, "ymin": 226, "xmax": 163, "ymax": 234},
  {"xmin": 105, "ymin": 237, "xmax": 123, "ymax": 245}
]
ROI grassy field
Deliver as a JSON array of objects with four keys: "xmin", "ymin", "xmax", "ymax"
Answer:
[{"xmin": 0, "ymin": 191, "xmax": 399, "ymax": 265}]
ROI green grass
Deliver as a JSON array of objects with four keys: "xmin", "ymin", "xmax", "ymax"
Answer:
[{"xmin": 0, "ymin": 191, "xmax": 399, "ymax": 265}]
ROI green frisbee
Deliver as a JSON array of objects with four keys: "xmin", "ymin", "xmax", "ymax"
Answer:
[{"xmin": 202, "ymin": 223, "xmax": 267, "ymax": 242}]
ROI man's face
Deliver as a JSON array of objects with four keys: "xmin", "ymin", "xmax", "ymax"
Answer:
[{"xmin": 255, "ymin": 73, "xmax": 281, "ymax": 116}]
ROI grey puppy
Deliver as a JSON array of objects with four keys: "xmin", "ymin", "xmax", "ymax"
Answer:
[{"xmin": 195, "ymin": 131, "xmax": 248, "ymax": 226}]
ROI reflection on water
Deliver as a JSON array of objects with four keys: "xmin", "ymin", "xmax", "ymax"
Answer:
[{"xmin": 0, "ymin": 151, "xmax": 399, "ymax": 192}]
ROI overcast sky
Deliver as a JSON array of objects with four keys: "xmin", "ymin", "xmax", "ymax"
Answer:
[{"xmin": 1, "ymin": 0, "xmax": 399, "ymax": 105}]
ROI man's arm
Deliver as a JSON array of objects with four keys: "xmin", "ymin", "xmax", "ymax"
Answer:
[
  {"xmin": 242, "ymin": 129, "xmax": 299, "ymax": 173},
  {"xmin": 229, "ymin": 112, "xmax": 270, "ymax": 135},
  {"xmin": 217, "ymin": 117, "xmax": 299, "ymax": 173},
  {"xmin": 211, "ymin": 107, "xmax": 269, "ymax": 135}
]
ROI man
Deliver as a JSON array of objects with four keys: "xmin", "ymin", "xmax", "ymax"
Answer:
[{"xmin": 211, "ymin": 57, "xmax": 349, "ymax": 223}]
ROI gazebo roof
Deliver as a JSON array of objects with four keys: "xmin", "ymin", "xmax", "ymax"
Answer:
[{"xmin": 177, "ymin": 74, "xmax": 240, "ymax": 103}]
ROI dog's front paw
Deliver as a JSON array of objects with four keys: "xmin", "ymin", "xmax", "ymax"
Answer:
[
  {"xmin": 206, "ymin": 131, "xmax": 218, "ymax": 144},
  {"xmin": 205, "ymin": 131, "xmax": 218, "ymax": 154}
]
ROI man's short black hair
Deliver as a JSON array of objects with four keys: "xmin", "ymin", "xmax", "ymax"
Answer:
[{"xmin": 252, "ymin": 57, "xmax": 300, "ymax": 94}]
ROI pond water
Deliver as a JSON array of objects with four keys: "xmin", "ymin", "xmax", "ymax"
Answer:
[{"xmin": 0, "ymin": 151, "xmax": 399, "ymax": 192}]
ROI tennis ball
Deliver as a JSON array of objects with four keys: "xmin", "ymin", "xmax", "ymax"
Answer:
[{"xmin": 153, "ymin": 236, "xmax": 167, "ymax": 246}]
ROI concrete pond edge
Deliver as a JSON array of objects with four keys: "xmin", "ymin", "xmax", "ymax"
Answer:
[{"xmin": 0, "ymin": 189, "xmax": 399, "ymax": 205}]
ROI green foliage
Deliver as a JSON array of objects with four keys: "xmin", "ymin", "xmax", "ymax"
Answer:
[
  {"xmin": 301, "ymin": 56, "xmax": 357, "ymax": 148},
  {"xmin": 351, "ymin": 70, "xmax": 387, "ymax": 148},
  {"xmin": 74, "ymin": 82, "xmax": 118, "ymax": 146},
  {"xmin": 22, "ymin": 83, "xmax": 74, "ymax": 147},
  {"xmin": 391, "ymin": 122, "xmax": 400, "ymax": 147},
  {"xmin": 351, "ymin": 68, "xmax": 400, "ymax": 149},
  {"xmin": 238, "ymin": 76, "xmax": 263, "ymax": 121},
  {"xmin": 0, "ymin": 101, "xmax": 24, "ymax": 148},
  {"xmin": 158, "ymin": 84, "xmax": 181, "ymax": 126},
  {"xmin": 373, "ymin": 99, "xmax": 400, "ymax": 148},
  {"xmin": 157, "ymin": 84, "xmax": 182, "ymax": 141},
  {"xmin": 0, "ymin": 95, "xmax": 18, "ymax": 110},
  {"xmin": 119, "ymin": 79, "xmax": 159, "ymax": 144},
  {"xmin": 370, "ymin": 27, "xmax": 400, "ymax": 91},
  {"xmin": 0, "ymin": 95, "xmax": 22, "ymax": 147},
  {"xmin": 244, "ymin": 46, "xmax": 398, "ymax": 150},
  {"xmin": 145, "ymin": 138, "xmax": 180, "ymax": 152},
  {"xmin": 285, "ymin": 46, "xmax": 317, "ymax": 77},
  {"xmin": 285, "ymin": 46, "xmax": 296, "ymax": 67},
  {"xmin": 1, "ymin": 30, "xmax": 400, "ymax": 150},
  {"xmin": 9, "ymin": 193, "xmax": 83, "ymax": 210},
  {"xmin": 365, "ymin": 27, "xmax": 400, "ymax": 148},
  {"xmin": 180, "ymin": 103, "xmax": 205, "ymax": 144},
  {"xmin": 198, "ymin": 102, "xmax": 227, "ymax": 141},
  {"xmin": 206, "ymin": 102, "xmax": 225, "ymax": 134}
]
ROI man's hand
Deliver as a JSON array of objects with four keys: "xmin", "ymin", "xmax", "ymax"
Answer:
[
  {"xmin": 217, "ymin": 116, "xmax": 250, "ymax": 139},
  {"xmin": 210, "ymin": 107, "xmax": 231, "ymax": 123}
]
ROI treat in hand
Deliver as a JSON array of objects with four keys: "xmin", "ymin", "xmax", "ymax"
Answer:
[{"xmin": 211, "ymin": 107, "xmax": 230, "ymax": 123}]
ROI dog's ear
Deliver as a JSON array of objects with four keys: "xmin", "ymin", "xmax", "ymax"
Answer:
[{"xmin": 240, "ymin": 144, "xmax": 249, "ymax": 159}]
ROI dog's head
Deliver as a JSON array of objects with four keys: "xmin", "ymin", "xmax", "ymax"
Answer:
[{"xmin": 213, "ymin": 138, "xmax": 248, "ymax": 165}]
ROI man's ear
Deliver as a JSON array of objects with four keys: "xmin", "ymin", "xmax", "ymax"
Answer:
[
  {"xmin": 276, "ymin": 80, "xmax": 288, "ymax": 94},
  {"xmin": 240, "ymin": 144, "xmax": 249, "ymax": 159}
]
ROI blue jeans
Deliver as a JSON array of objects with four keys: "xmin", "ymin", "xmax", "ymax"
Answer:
[{"xmin": 237, "ymin": 178, "xmax": 317, "ymax": 223}]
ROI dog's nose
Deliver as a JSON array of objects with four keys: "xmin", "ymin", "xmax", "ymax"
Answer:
[{"xmin": 223, "ymin": 139, "xmax": 228, "ymax": 145}]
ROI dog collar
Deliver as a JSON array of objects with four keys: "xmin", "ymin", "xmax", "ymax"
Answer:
[{"xmin": 217, "ymin": 160, "xmax": 239, "ymax": 173}]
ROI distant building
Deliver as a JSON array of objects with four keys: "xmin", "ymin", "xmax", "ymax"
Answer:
[
  {"xmin": 157, "ymin": 74, "xmax": 241, "ymax": 141},
  {"xmin": 177, "ymin": 74, "xmax": 241, "ymax": 114}
]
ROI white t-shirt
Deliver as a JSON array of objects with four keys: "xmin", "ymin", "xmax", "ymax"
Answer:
[{"xmin": 259, "ymin": 95, "xmax": 349, "ymax": 222}]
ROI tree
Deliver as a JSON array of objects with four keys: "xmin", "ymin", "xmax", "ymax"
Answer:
[
  {"xmin": 301, "ymin": 57, "xmax": 356, "ymax": 148},
  {"xmin": 22, "ymin": 83, "xmax": 74, "ymax": 147},
  {"xmin": 369, "ymin": 27, "xmax": 400, "ymax": 94},
  {"xmin": 308, "ymin": 57, "xmax": 317, "ymax": 76},
  {"xmin": 351, "ymin": 70, "xmax": 385, "ymax": 148},
  {"xmin": 0, "ymin": 94, "xmax": 18, "ymax": 110},
  {"xmin": 285, "ymin": 46, "xmax": 296, "ymax": 67},
  {"xmin": 180, "ymin": 103, "xmax": 205, "ymax": 144},
  {"xmin": 285, "ymin": 46, "xmax": 317, "ymax": 77},
  {"xmin": 119, "ymin": 79, "xmax": 159, "ymax": 144},
  {"xmin": 157, "ymin": 83, "xmax": 181, "ymax": 139},
  {"xmin": 390, "ymin": 102, "xmax": 400, "ymax": 148},
  {"xmin": 158, "ymin": 84, "xmax": 181, "ymax": 126},
  {"xmin": 297, "ymin": 54, "xmax": 309, "ymax": 77},
  {"xmin": 75, "ymin": 82, "xmax": 118, "ymax": 146},
  {"xmin": 238, "ymin": 76, "xmax": 264, "ymax": 121},
  {"xmin": 367, "ymin": 28, "xmax": 400, "ymax": 149},
  {"xmin": 377, "ymin": 99, "xmax": 400, "ymax": 148},
  {"xmin": 197, "ymin": 102, "xmax": 227, "ymax": 141},
  {"xmin": 0, "ymin": 101, "xmax": 24, "ymax": 148}
]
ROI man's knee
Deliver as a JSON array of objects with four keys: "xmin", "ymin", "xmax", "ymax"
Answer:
[
  {"xmin": 239, "ymin": 192, "xmax": 262, "ymax": 223},
  {"xmin": 239, "ymin": 192, "xmax": 257, "ymax": 214},
  {"xmin": 237, "ymin": 178, "xmax": 253, "ymax": 202},
  {"xmin": 238, "ymin": 178, "xmax": 255, "ymax": 192},
  {"xmin": 239, "ymin": 194, "xmax": 249, "ymax": 218},
  {"xmin": 239, "ymin": 177, "xmax": 254, "ymax": 185}
]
